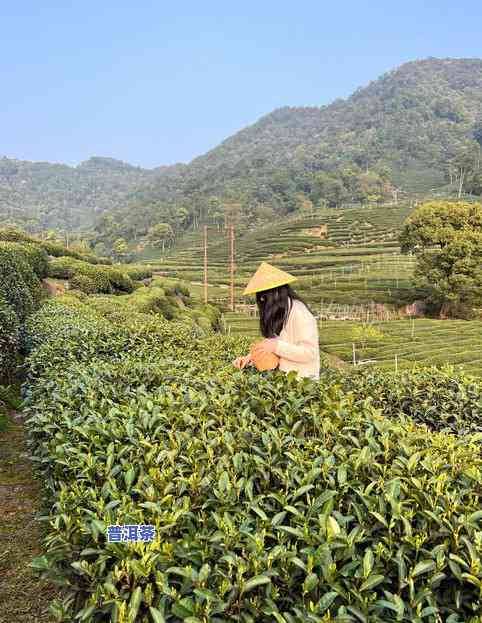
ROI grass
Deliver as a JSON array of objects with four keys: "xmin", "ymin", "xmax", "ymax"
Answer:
[{"xmin": 0, "ymin": 387, "xmax": 58, "ymax": 623}]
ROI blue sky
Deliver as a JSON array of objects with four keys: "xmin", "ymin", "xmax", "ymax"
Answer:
[{"xmin": 1, "ymin": 0, "xmax": 481, "ymax": 168}]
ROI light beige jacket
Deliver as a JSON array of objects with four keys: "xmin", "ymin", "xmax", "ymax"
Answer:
[{"xmin": 273, "ymin": 299, "xmax": 320, "ymax": 380}]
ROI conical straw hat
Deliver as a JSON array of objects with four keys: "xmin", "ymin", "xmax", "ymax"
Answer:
[{"xmin": 242, "ymin": 261, "xmax": 297, "ymax": 296}]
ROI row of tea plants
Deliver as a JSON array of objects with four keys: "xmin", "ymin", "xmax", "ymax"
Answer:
[
  {"xmin": 0, "ymin": 239, "xmax": 46, "ymax": 379},
  {"xmin": 22, "ymin": 295, "xmax": 482, "ymax": 622}
]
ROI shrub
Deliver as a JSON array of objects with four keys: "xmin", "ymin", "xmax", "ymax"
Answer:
[
  {"xmin": 341, "ymin": 364, "xmax": 482, "ymax": 435},
  {"xmin": 40, "ymin": 240, "xmax": 111, "ymax": 265},
  {"xmin": 23, "ymin": 300, "xmax": 482, "ymax": 622},
  {"xmin": 105, "ymin": 267, "xmax": 134, "ymax": 293},
  {"xmin": 123, "ymin": 265, "xmax": 153, "ymax": 281},
  {"xmin": 0, "ymin": 242, "xmax": 42, "ymax": 320},
  {"xmin": 0, "ymin": 295, "xmax": 20, "ymax": 379},
  {"xmin": 48, "ymin": 257, "xmax": 134, "ymax": 294},
  {"xmin": 22, "ymin": 243, "xmax": 49, "ymax": 278},
  {"xmin": 439, "ymin": 301, "xmax": 478, "ymax": 320},
  {"xmin": 70, "ymin": 275, "xmax": 98, "ymax": 295},
  {"xmin": 164, "ymin": 280, "xmax": 190, "ymax": 298},
  {"xmin": 47, "ymin": 257, "xmax": 109, "ymax": 292},
  {"xmin": 0, "ymin": 227, "xmax": 35, "ymax": 243}
]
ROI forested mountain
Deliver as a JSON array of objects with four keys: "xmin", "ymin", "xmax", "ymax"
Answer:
[
  {"xmin": 0, "ymin": 156, "xmax": 184, "ymax": 231},
  {"xmin": 181, "ymin": 57, "xmax": 482, "ymax": 198},
  {"xmin": 2, "ymin": 57, "xmax": 482, "ymax": 247}
]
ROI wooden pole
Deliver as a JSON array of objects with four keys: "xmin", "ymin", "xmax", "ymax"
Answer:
[
  {"xmin": 203, "ymin": 225, "xmax": 208, "ymax": 304},
  {"xmin": 230, "ymin": 224, "xmax": 235, "ymax": 312}
]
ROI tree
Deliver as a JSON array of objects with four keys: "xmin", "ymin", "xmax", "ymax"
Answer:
[
  {"xmin": 146, "ymin": 223, "xmax": 174, "ymax": 253},
  {"xmin": 69, "ymin": 240, "xmax": 91, "ymax": 255},
  {"xmin": 112, "ymin": 237, "xmax": 129, "ymax": 262},
  {"xmin": 450, "ymin": 142, "xmax": 481, "ymax": 198},
  {"xmin": 207, "ymin": 197, "xmax": 224, "ymax": 228},
  {"xmin": 312, "ymin": 172, "xmax": 348, "ymax": 208},
  {"xmin": 294, "ymin": 193, "xmax": 313, "ymax": 214},
  {"xmin": 400, "ymin": 201, "xmax": 482, "ymax": 317}
]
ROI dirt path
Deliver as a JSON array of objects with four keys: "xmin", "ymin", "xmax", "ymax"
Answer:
[{"xmin": 0, "ymin": 410, "xmax": 57, "ymax": 622}]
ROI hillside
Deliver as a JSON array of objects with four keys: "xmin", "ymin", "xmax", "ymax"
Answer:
[
  {"xmin": 185, "ymin": 57, "xmax": 482, "ymax": 193},
  {"xmin": 0, "ymin": 156, "xmax": 184, "ymax": 231},
  {"xmin": 1, "ymin": 58, "xmax": 482, "ymax": 240}
]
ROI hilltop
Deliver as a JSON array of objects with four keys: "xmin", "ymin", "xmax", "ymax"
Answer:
[{"xmin": 1, "ymin": 57, "xmax": 481, "ymax": 236}]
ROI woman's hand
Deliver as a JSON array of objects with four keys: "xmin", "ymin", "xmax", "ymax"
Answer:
[
  {"xmin": 252, "ymin": 337, "xmax": 278, "ymax": 358},
  {"xmin": 233, "ymin": 354, "xmax": 253, "ymax": 369}
]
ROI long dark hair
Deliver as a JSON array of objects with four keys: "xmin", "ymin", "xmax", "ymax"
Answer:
[{"xmin": 256, "ymin": 284, "xmax": 315, "ymax": 338}]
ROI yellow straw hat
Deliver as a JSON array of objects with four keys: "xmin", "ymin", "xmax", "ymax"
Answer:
[{"xmin": 242, "ymin": 261, "xmax": 297, "ymax": 296}]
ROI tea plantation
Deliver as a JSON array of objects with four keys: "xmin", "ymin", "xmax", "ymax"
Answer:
[
  {"xmin": 222, "ymin": 315, "xmax": 482, "ymax": 378},
  {"xmin": 141, "ymin": 204, "xmax": 420, "ymax": 308},
  {"xmin": 2, "ymin": 230, "xmax": 482, "ymax": 622},
  {"xmin": 18, "ymin": 302, "xmax": 482, "ymax": 621}
]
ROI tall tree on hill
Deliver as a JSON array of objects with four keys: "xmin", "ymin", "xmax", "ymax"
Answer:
[
  {"xmin": 450, "ymin": 142, "xmax": 482, "ymax": 197},
  {"xmin": 146, "ymin": 223, "xmax": 174, "ymax": 253},
  {"xmin": 207, "ymin": 197, "xmax": 224, "ymax": 229},
  {"xmin": 112, "ymin": 237, "xmax": 129, "ymax": 262},
  {"xmin": 400, "ymin": 201, "xmax": 482, "ymax": 318}
]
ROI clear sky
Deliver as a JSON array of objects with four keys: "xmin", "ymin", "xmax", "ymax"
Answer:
[{"xmin": 2, "ymin": 0, "xmax": 482, "ymax": 168}]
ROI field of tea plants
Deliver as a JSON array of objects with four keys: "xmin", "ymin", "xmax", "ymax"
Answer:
[
  {"xmin": 15, "ymin": 290, "xmax": 482, "ymax": 622},
  {"xmin": 2, "ymin": 222, "xmax": 482, "ymax": 622},
  {"xmin": 221, "ymin": 314, "xmax": 482, "ymax": 377},
  {"xmin": 0, "ymin": 226, "xmax": 220, "ymax": 383},
  {"xmin": 317, "ymin": 319, "xmax": 482, "ymax": 377},
  {"xmin": 141, "ymin": 204, "xmax": 420, "ymax": 309}
]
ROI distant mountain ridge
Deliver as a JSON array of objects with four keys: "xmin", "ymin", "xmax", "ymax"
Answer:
[{"xmin": 1, "ymin": 57, "xmax": 481, "ymax": 232}]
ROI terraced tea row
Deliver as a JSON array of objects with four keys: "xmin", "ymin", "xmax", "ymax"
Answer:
[
  {"xmin": 20, "ymin": 291, "xmax": 482, "ymax": 622},
  {"xmin": 222, "ymin": 314, "xmax": 482, "ymax": 377}
]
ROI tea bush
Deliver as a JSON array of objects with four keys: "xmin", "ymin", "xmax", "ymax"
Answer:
[
  {"xmin": 123, "ymin": 265, "xmax": 154, "ymax": 281},
  {"xmin": 23, "ymin": 300, "xmax": 482, "ymax": 623},
  {"xmin": 83, "ymin": 285, "xmax": 221, "ymax": 331},
  {"xmin": 0, "ymin": 241, "xmax": 43, "ymax": 320},
  {"xmin": 0, "ymin": 241, "xmax": 45, "ymax": 378},
  {"xmin": 0, "ymin": 227, "xmax": 112, "ymax": 266},
  {"xmin": 40, "ymin": 239, "xmax": 111, "ymax": 265},
  {"xmin": 0, "ymin": 229, "xmax": 48, "ymax": 277},
  {"xmin": 106, "ymin": 267, "xmax": 135, "ymax": 293},
  {"xmin": 0, "ymin": 226, "xmax": 35, "ymax": 242},
  {"xmin": 0, "ymin": 294, "xmax": 20, "ymax": 379},
  {"xmin": 341, "ymin": 366, "xmax": 482, "ymax": 435},
  {"xmin": 47, "ymin": 257, "xmax": 134, "ymax": 294},
  {"xmin": 70, "ymin": 274, "xmax": 98, "ymax": 295},
  {"xmin": 21, "ymin": 243, "xmax": 49, "ymax": 278}
]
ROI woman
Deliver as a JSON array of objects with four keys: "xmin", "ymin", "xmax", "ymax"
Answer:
[{"xmin": 233, "ymin": 262, "xmax": 320, "ymax": 380}]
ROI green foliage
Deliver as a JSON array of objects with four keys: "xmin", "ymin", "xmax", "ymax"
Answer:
[
  {"xmin": 0, "ymin": 226, "xmax": 36, "ymax": 243},
  {"xmin": 0, "ymin": 241, "xmax": 45, "ymax": 378},
  {"xmin": 47, "ymin": 257, "xmax": 134, "ymax": 294},
  {"xmin": 3, "ymin": 59, "xmax": 482, "ymax": 241},
  {"xmin": 69, "ymin": 274, "xmax": 98, "ymax": 295},
  {"xmin": 21, "ymin": 243, "xmax": 49, "ymax": 279},
  {"xmin": 342, "ymin": 365, "xmax": 482, "ymax": 435},
  {"xmin": 85, "ymin": 280, "xmax": 219, "ymax": 330},
  {"xmin": 21, "ymin": 298, "xmax": 482, "ymax": 622},
  {"xmin": 0, "ymin": 295, "xmax": 20, "ymax": 379},
  {"xmin": 400, "ymin": 201, "xmax": 482, "ymax": 312},
  {"xmin": 0, "ymin": 242, "xmax": 43, "ymax": 321},
  {"xmin": 122, "ymin": 265, "xmax": 153, "ymax": 281},
  {"xmin": 105, "ymin": 267, "xmax": 135, "ymax": 293},
  {"xmin": 350, "ymin": 324, "xmax": 385, "ymax": 350},
  {"xmin": 0, "ymin": 226, "xmax": 110, "ymax": 267},
  {"xmin": 40, "ymin": 239, "xmax": 112, "ymax": 265}
]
